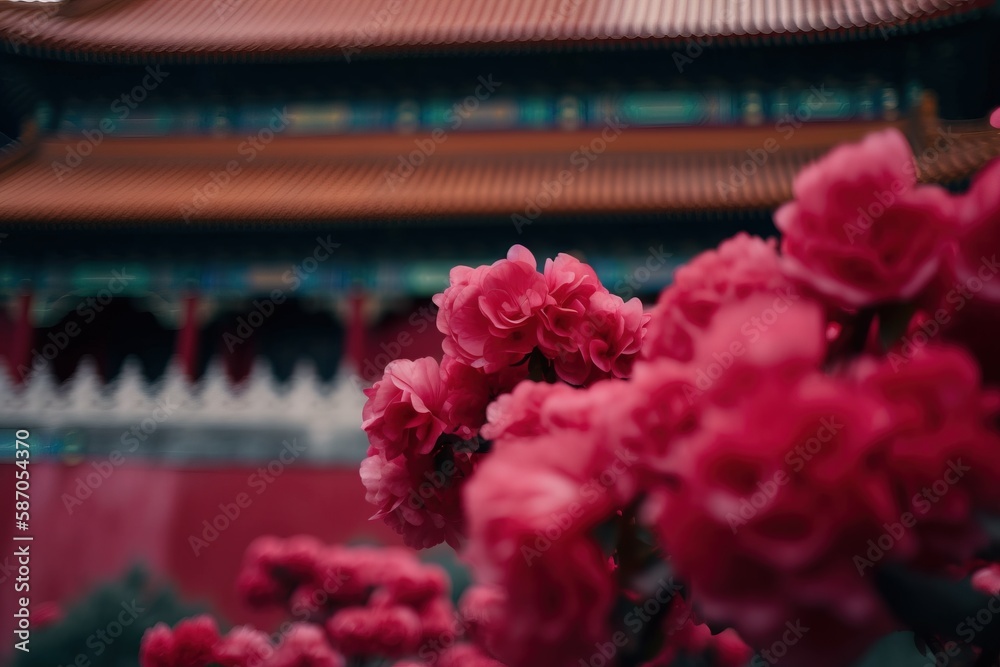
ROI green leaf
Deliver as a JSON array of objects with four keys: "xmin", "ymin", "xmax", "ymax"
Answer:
[
  {"xmin": 877, "ymin": 302, "xmax": 917, "ymax": 352},
  {"xmin": 527, "ymin": 348, "xmax": 548, "ymax": 382},
  {"xmin": 592, "ymin": 517, "xmax": 620, "ymax": 560},
  {"xmin": 874, "ymin": 563, "xmax": 998, "ymax": 651},
  {"xmin": 526, "ymin": 347, "xmax": 558, "ymax": 383},
  {"xmin": 975, "ymin": 513, "xmax": 1000, "ymax": 560},
  {"xmin": 849, "ymin": 632, "xmax": 932, "ymax": 667}
]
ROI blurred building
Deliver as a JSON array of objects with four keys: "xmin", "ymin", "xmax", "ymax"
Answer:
[
  {"xmin": 1, "ymin": 0, "xmax": 999, "ymax": 652},
  {"xmin": 0, "ymin": 0, "xmax": 998, "ymax": 453}
]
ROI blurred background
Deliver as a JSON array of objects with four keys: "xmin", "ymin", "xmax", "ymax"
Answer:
[{"xmin": 1, "ymin": 0, "xmax": 999, "ymax": 664}]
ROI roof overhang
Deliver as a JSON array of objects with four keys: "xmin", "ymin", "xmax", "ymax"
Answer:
[
  {"xmin": 0, "ymin": 0, "xmax": 991, "ymax": 61},
  {"xmin": 2, "ymin": 98, "xmax": 996, "ymax": 226}
]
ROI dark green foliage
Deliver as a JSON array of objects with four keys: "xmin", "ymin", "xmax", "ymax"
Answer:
[{"xmin": 14, "ymin": 564, "xmax": 207, "ymax": 667}]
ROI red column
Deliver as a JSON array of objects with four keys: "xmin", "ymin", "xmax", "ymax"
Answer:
[
  {"xmin": 8, "ymin": 290, "xmax": 33, "ymax": 383},
  {"xmin": 346, "ymin": 291, "xmax": 367, "ymax": 377},
  {"xmin": 175, "ymin": 293, "xmax": 200, "ymax": 381}
]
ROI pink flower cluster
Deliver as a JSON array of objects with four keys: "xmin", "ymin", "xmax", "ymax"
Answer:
[
  {"xmin": 355, "ymin": 130, "xmax": 1000, "ymax": 667},
  {"xmin": 141, "ymin": 617, "xmax": 342, "ymax": 667},
  {"xmin": 361, "ymin": 246, "xmax": 649, "ymax": 549},
  {"xmin": 475, "ymin": 132, "xmax": 1000, "ymax": 667},
  {"xmin": 434, "ymin": 245, "xmax": 649, "ymax": 383},
  {"xmin": 142, "ymin": 127, "xmax": 1000, "ymax": 667},
  {"xmin": 361, "ymin": 357, "xmax": 478, "ymax": 549},
  {"xmin": 143, "ymin": 536, "xmax": 509, "ymax": 667}
]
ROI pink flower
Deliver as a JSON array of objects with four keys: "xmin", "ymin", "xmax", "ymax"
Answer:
[
  {"xmin": 956, "ymin": 159, "xmax": 1000, "ymax": 298},
  {"xmin": 145, "ymin": 616, "xmax": 273, "ymax": 667},
  {"xmin": 536, "ymin": 253, "xmax": 606, "ymax": 369},
  {"xmin": 463, "ymin": 432, "xmax": 631, "ymax": 667},
  {"xmin": 543, "ymin": 291, "xmax": 649, "ymax": 385},
  {"xmin": 271, "ymin": 535, "xmax": 325, "ymax": 579},
  {"xmin": 360, "ymin": 449, "xmax": 471, "ymax": 549},
  {"xmin": 972, "ymin": 563, "xmax": 1000, "ymax": 596},
  {"xmin": 362, "ymin": 358, "xmax": 449, "ymax": 460},
  {"xmin": 775, "ymin": 129, "xmax": 959, "ymax": 308},
  {"xmin": 614, "ymin": 292, "xmax": 828, "ymax": 489},
  {"xmin": 141, "ymin": 616, "xmax": 223, "ymax": 667},
  {"xmin": 172, "ymin": 616, "xmax": 222, "ymax": 667},
  {"xmin": 415, "ymin": 595, "xmax": 460, "ymax": 646},
  {"xmin": 537, "ymin": 378, "xmax": 626, "ymax": 434},
  {"xmin": 851, "ymin": 345, "xmax": 1000, "ymax": 568},
  {"xmin": 288, "ymin": 582, "xmax": 341, "ymax": 622},
  {"xmin": 236, "ymin": 535, "xmax": 331, "ymax": 612},
  {"xmin": 338, "ymin": 546, "xmax": 423, "ymax": 588},
  {"xmin": 685, "ymin": 292, "xmax": 829, "ymax": 408},
  {"xmin": 713, "ymin": 629, "xmax": 754, "ymax": 667},
  {"xmin": 482, "ymin": 379, "xmax": 632, "ymax": 455},
  {"xmin": 643, "ymin": 233, "xmax": 795, "ymax": 363},
  {"xmin": 326, "ymin": 606, "xmax": 422, "ymax": 658},
  {"xmin": 923, "ymin": 158, "xmax": 1000, "ymax": 385},
  {"xmin": 583, "ymin": 292, "xmax": 650, "ymax": 381},
  {"xmin": 140, "ymin": 624, "xmax": 177, "ymax": 667},
  {"xmin": 991, "ymin": 107, "xmax": 1000, "ymax": 129},
  {"xmin": 479, "ymin": 246, "xmax": 548, "ymax": 335},
  {"xmin": 240, "ymin": 534, "xmax": 285, "ymax": 567},
  {"xmin": 480, "ymin": 380, "xmax": 577, "ymax": 444},
  {"xmin": 437, "ymin": 644, "xmax": 508, "ymax": 667},
  {"xmin": 433, "ymin": 264, "xmax": 490, "ymax": 362},
  {"xmin": 597, "ymin": 358, "xmax": 699, "ymax": 481},
  {"xmin": 236, "ymin": 566, "xmax": 285, "ymax": 608},
  {"xmin": 543, "ymin": 252, "xmax": 603, "ymax": 305},
  {"xmin": 433, "ymin": 246, "xmax": 548, "ymax": 373},
  {"xmin": 269, "ymin": 624, "xmax": 344, "ymax": 667},
  {"xmin": 440, "ymin": 356, "xmax": 528, "ymax": 438},
  {"xmin": 653, "ymin": 370, "xmax": 900, "ymax": 667},
  {"xmin": 458, "ymin": 585, "xmax": 506, "ymax": 657},
  {"xmin": 379, "ymin": 560, "xmax": 450, "ymax": 607},
  {"xmin": 643, "ymin": 598, "xmax": 752, "ymax": 667},
  {"xmin": 214, "ymin": 627, "xmax": 272, "ymax": 667}
]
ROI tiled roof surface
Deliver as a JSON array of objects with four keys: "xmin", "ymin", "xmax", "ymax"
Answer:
[
  {"xmin": 4, "ymin": 119, "xmax": 997, "ymax": 224},
  {"xmin": 0, "ymin": 0, "xmax": 988, "ymax": 60}
]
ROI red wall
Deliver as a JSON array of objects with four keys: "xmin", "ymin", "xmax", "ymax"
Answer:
[{"xmin": 0, "ymin": 461, "xmax": 402, "ymax": 656}]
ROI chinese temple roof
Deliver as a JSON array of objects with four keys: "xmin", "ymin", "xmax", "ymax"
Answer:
[
  {"xmin": 2, "ymin": 108, "xmax": 998, "ymax": 225},
  {"xmin": 0, "ymin": 0, "xmax": 990, "ymax": 62}
]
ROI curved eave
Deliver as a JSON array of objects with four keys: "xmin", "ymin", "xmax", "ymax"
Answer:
[
  {"xmin": 3, "ymin": 118, "xmax": 997, "ymax": 226},
  {"xmin": 0, "ymin": 0, "xmax": 990, "ymax": 63}
]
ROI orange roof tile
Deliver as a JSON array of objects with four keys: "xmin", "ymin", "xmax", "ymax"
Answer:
[
  {"xmin": 0, "ymin": 0, "xmax": 990, "ymax": 61},
  {"xmin": 3, "ymin": 118, "xmax": 997, "ymax": 225}
]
